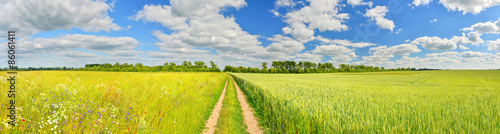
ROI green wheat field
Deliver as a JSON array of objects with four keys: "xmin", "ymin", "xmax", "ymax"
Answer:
[{"xmin": 1, "ymin": 70, "xmax": 499, "ymax": 133}]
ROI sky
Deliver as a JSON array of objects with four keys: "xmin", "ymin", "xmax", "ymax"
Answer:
[{"xmin": 0, "ymin": 0, "xmax": 499, "ymax": 69}]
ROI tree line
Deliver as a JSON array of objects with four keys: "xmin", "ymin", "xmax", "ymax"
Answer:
[
  {"xmin": 79, "ymin": 61, "xmax": 221, "ymax": 72},
  {"xmin": 0, "ymin": 60, "xmax": 421, "ymax": 73},
  {"xmin": 223, "ymin": 61, "xmax": 415, "ymax": 73},
  {"xmin": 0, "ymin": 61, "xmax": 221, "ymax": 72}
]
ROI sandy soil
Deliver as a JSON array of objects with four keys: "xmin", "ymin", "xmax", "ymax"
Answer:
[
  {"xmin": 232, "ymin": 76, "xmax": 263, "ymax": 134},
  {"xmin": 202, "ymin": 78, "xmax": 228, "ymax": 134}
]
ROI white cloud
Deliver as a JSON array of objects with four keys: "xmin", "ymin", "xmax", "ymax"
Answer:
[
  {"xmin": 294, "ymin": 53, "xmax": 323, "ymax": 63},
  {"xmin": 364, "ymin": 6, "xmax": 395, "ymax": 31},
  {"xmin": 316, "ymin": 36, "xmax": 377, "ymax": 48},
  {"xmin": 426, "ymin": 51, "xmax": 459, "ymax": 57},
  {"xmin": 281, "ymin": 0, "xmax": 350, "ymax": 42},
  {"xmin": 311, "ymin": 44, "xmax": 357, "ymax": 63},
  {"xmin": 267, "ymin": 35, "xmax": 305, "ymax": 54},
  {"xmin": 460, "ymin": 51, "xmax": 489, "ymax": 58},
  {"xmin": 133, "ymin": 1, "xmax": 329, "ymax": 67},
  {"xmin": 270, "ymin": 9, "xmax": 280, "ymax": 16},
  {"xmin": 372, "ymin": 51, "xmax": 499, "ymax": 69},
  {"xmin": 311, "ymin": 44, "xmax": 353, "ymax": 56},
  {"xmin": 359, "ymin": 44, "xmax": 421, "ymax": 65},
  {"xmin": 439, "ymin": 0, "xmax": 500, "ymax": 15},
  {"xmin": 459, "ymin": 45, "xmax": 469, "ymax": 50},
  {"xmin": 412, "ymin": 0, "xmax": 500, "ymax": 15},
  {"xmin": 0, "ymin": 34, "xmax": 145, "ymax": 67},
  {"xmin": 390, "ymin": 44, "xmax": 422, "ymax": 55},
  {"xmin": 462, "ymin": 18, "xmax": 500, "ymax": 34},
  {"xmin": 170, "ymin": 0, "xmax": 246, "ymax": 17},
  {"xmin": 132, "ymin": 1, "xmax": 266, "ymax": 57},
  {"xmin": 361, "ymin": 46, "xmax": 395, "ymax": 65},
  {"xmin": 451, "ymin": 32, "xmax": 484, "ymax": 45},
  {"xmin": 130, "ymin": 5, "xmax": 189, "ymax": 30},
  {"xmin": 487, "ymin": 39, "xmax": 500, "ymax": 51},
  {"xmin": 18, "ymin": 34, "xmax": 140, "ymax": 55},
  {"xmin": 411, "ymin": 32, "xmax": 482, "ymax": 51},
  {"xmin": 412, "ymin": 36, "xmax": 457, "ymax": 51},
  {"xmin": 347, "ymin": 0, "xmax": 373, "ymax": 7},
  {"xmin": 412, "ymin": 0, "xmax": 433, "ymax": 6},
  {"xmin": 430, "ymin": 19, "xmax": 437, "ymax": 23},
  {"xmin": 0, "ymin": 0, "xmax": 122, "ymax": 37},
  {"xmin": 275, "ymin": 0, "xmax": 295, "ymax": 8},
  {"xmin": 330, "ymin": 52, "xmax": 358, "ymax": 63}
]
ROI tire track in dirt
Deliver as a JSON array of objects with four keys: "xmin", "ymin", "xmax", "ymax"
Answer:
[
  {"xmin": 231, "ymin": 76, "xmax": 263, "ymax": 134},
  {"xmin": 202, "ymin": 78, "xmax": 228, "ymax": 134}
]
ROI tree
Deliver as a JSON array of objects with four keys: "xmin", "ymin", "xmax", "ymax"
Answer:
[
  {"xmin": 194, "ymin": 61, "xmax": 206, "ymax": 68},
  {"xmin": 340, "ymin": 64, "xmax": 348, "ymax": 69},
  {"xmin": 262, "ymin": 62, "xmax": 267, "ymax": 69},
  {"xmin": 210, "ymin": 61, "xmax": 217, "ymax": 69}
]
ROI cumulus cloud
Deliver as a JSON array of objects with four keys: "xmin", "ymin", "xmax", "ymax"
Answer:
[
  {"xmin": 430, "ymin": 19, "xmax": 437, "ymax": 23},
  {"xmin": 347, "ymin": 0, "xmax": 373, "ymax": 7},
  {"xmin": 412, "ymin": 0, "xmax": 433, "ymax": 6},
  {"xmin": 316, "ymin": 36, "xmax": 377, "ymax": 48},
  {"xmin": 270, "ymin": 9, "xmax": 280, "ymax": 16},
  {"xmin": 364, "ymin": 6, "xmax": 395, "ymax": 31},
  {"xmin": 451, "ymin": 32, "xmax": 484, "ymax": 45},
  {"xmin": 0, "ymin": 34, "xmax": 145, "ymax": 67},
  {"xmin": 312, "ymin": 44, "xmax": 353, "ymax": 56},
  {"xmin": 361, "ymin": 46, "xmax": 395, "ymax": 65},
  {"xmin": 390, "ymin": 44, "xmax": 422, "ymax": 55},
  {"xmin": 133, "ymin": 1, "xmax": 332, "ymax": 67},
  {"xmin": 487, "ymin": 39, "xmax": 500, "ymax": 51},
  {"xmin": 311, "ymin": 44, "xmax": 357, "ymax": 63},
  {"xmin": 132, "ymin": 0, "xmax": 265, "ymax": 57},
  {"xmin": 0, "ymin": 0, "xmax": 122, "ymax": 37},
  {"xmin": 281, "ymin": 0, "xmax": 350, "ymax": 42},
  {"xmin": 412, "ymin": 36, "xmax": 456, "ymax": 51},
  {"xmin": 170, "ymin": 0, "xmax": 246, "ymax": 17},
  {"xmin": 267, "ymin": 35, "xmax": 305, "ymax": 54},
  {"xmin": 459, "ymin": 45, "xmax": 469, "ymax": 50},
  {"xmin": 411, "ymin": 32, "xmax": 483, "ymax": 51},
  {"xmin": 130, "ymin": 5, "xmax": 189, "ymax": 30},
  {"xmin": 294, "ymin": 53, "xmax": 323, "ymax": 63},
  {"xmin": 439, "ymin": 0, "xmax": 500, "ymax": 15},
  {"xmin": 19, "ymin": 34, "xmax": 140, "ymax": 56},
  {"xmin": 275, "ymin": 0, "xmax": 295, "ymax": 8},
  {"xmin": 460, "ymin": 51, "xmax": 489, "ymax": 58},
  {"xmin": 364, "ymin": 51, "xmax": 499, "ymax": 69},
  {"xmin": 359, "ymin": 44, "xmax": 421, "ymax": 65},
  {"xmin": 426, "ymin": 51, "xmax": 459, "ymax": 57},
  {"xmin": 412, "ymin": 0, "xmax": 500, "ymax": 14},
  {"xmin": 462, "ymin": 18, "xmax": 500, "ymax": 34}
]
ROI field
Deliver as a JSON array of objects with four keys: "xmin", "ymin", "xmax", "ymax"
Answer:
[
  {"xmin": 231, "ymin": 70, "xmax": 500, "ymax": 133},
  {"xmin": 0, "ymin": 71, "xmax": 227, "ymax": 133},
  {"xmin": 2, "ymin": 70, "xmax": 499, "ymax": 133}
]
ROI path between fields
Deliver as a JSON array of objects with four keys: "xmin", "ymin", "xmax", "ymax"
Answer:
[
  {"xmin": 203, "ymin": 78, "xmax": 228, "ymax": 134},
  {"xmin": 232, "ymin": 76, "xmax": 263, "ymax": 134}
]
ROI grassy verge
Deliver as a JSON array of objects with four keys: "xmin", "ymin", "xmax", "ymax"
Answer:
[{"xmin": 214, "ymin": 75, "xmax": 248, "ymax": 134}]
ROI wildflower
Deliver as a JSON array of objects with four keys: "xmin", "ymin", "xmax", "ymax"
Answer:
[
  {"xmin": 160, "ymin": 118, "xmax": 162, "ymax": 121},
  {"xmin": 22, "ymin": 119, "xmax": 25, "ymax": 121}
]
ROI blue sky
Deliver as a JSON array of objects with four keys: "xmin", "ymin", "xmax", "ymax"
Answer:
[{"xmin": 1, "ymin": 0, "xmax": 499, "ymax": 69}]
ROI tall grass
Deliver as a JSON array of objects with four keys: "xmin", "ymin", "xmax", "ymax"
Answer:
[
  {"xmin": 0, "ymin": 71, "xmax": 227, "ymax": 133},
  {"xmin": 232, "ymin": 70, "xmax": 500, "ymax": 133}
]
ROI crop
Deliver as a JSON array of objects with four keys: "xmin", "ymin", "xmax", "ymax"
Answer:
[
  {"xmin": 0, "ymin": 71, "xmax": 227, "ymax": 133},
  {"xmin": 231, "ymin": 70, "xmax": 500, "ymax": 133}
]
